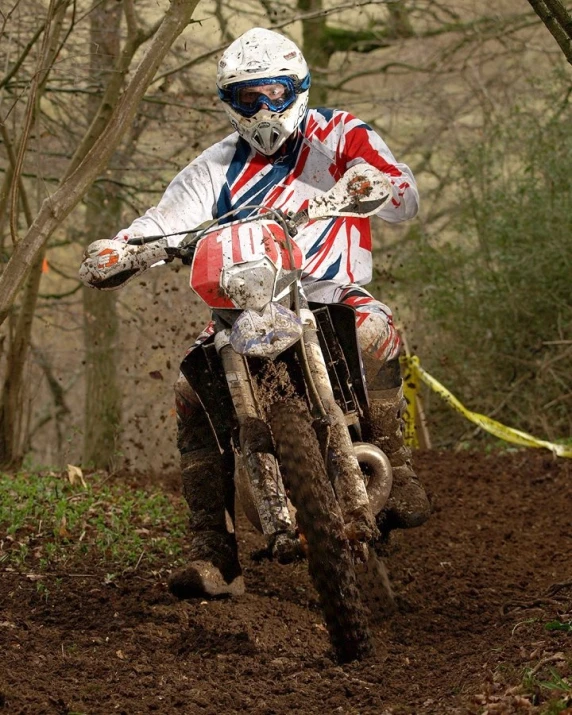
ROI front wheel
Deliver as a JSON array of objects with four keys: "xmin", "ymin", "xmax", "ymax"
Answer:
[{"xmin": 270, "ymin": 399, "xmax": 373, "ymax": 662}]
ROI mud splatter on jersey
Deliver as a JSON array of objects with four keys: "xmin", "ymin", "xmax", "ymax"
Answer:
[
  {"xmin": 118, "ymin": 108, "xmax": 417, "ymax": 362},
  {"xmin": 119, "ymin": 108, "xmax": 418, "ymax": 291}
]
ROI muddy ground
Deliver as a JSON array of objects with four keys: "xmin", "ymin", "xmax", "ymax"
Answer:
[{"xmin": 1, "ymin": 450, "xmax": 571, "ymax": 714}]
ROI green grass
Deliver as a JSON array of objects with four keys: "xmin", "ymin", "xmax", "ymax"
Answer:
[
  {"xmin": 521, "ymin": 664, "xmax": 572, "ymax": 714},
  {"xmin": 542, "ymin": 702, "xmax": 572, "ymax": 715},
  {"xmin": 545, "ymin": 620, "xmax": 572, "ymax": 633},
  {"xmin": 0, "ymin": 469, "xmax": 188, "ymax": 572},
  {"xmin": 538, "ymin": 669, "xmax": 572, "ymax": 696}
]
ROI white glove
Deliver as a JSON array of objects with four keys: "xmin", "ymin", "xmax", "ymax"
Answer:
[
  {"xmin": 79, "ymin": 238, "xmax": 170, "ymax": 290},
  {"xmin": 308, "ymin": 164, "xmax": 392, "ymax": 220}
]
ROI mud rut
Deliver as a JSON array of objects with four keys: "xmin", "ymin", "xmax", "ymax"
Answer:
[{"xmin": 1, "ymin": 451, "xmax": 571, "ymax": 714}]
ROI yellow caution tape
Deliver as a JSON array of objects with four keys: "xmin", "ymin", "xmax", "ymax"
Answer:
[
  {"xmin": 401, "ymin": 355, "xmax": 572, "ymax": 459},
  {"xmin": 400, "ymin": 356, "xmax": 420, "ymax": 450}
]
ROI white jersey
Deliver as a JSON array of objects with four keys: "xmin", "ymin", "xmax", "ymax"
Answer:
[{"xmin": 116, "ymin": 108, "xmax": 418, "ymax": 303}]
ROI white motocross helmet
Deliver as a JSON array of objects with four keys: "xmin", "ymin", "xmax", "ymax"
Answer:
[{"xmin": 217, "ymin": 28, "xmax": 311, "ymax": 156}]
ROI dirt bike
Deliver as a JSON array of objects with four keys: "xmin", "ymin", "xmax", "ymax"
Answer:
[{"xmin": 128, "ymin": 166, "xmax": 394, "ymax": 662}]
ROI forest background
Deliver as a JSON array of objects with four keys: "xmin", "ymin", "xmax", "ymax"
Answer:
[{"xmin": 0, "ymin": 0, "xmax": 570, "ymax": 473}]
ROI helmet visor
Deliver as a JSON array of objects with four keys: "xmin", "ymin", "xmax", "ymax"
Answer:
[{"xmin": 219, "ymin": 76, "xmax": 310, "ymax": 117}]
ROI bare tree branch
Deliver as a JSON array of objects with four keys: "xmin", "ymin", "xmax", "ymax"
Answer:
[
  {"xmin": 526, "ymin": 0, "xmax": 572, "ymax": 64},
  {"xmin": 0, "ymin": 0, "xmax": 201, "ymax": 326},
  {"xmin": 152, "ymin": 0, "xmax": 402, "ymax": 84},
  {"xmin": 0, "ymin": 122, "xmax": 33, "ymax": 231},
  {"xmin": 0, "ymin": 22, "xmax": 47, "ymax": 92},
  {"xmin": 8, "ymin": 0, "xmax": 63, "ymax": 244},
  {"xmin": 65, "ymin": 4, "xmax": 163, "ymax": 177}
]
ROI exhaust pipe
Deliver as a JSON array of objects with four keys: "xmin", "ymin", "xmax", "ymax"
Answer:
[
  {"xmin": 237, "ymin": 440, "xmax": 394, "ymax": 529},
  {"xmin": 353, "ymin": 442, "xmax": 393, "ymax": 516}
]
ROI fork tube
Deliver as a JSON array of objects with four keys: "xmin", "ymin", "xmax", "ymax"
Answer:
[
  {"xmin": 293, "ymin": 290, "xmax": 328, "ymax": 421},
  {"xmin": 218, "ymin": 344, "xmax": 292, "ymax": 537},
  {"xmin": 299, "ymin": 310, "xmax": 377, "ymax": 542},
  {"xmin": 218, "ymin": 343, "xmax": 258, "ymax": 421}
]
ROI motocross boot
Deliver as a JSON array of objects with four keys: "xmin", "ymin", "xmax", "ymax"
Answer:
[
  {"xmin": 167, "ymin": 375, "xmax": 245, "ymax": 599},
  {"xmin": 363, "ymin": 356, "xmax": 431, "ymax": 532}
]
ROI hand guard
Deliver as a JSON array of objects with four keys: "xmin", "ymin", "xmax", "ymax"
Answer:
[
  {"xmin": 308, "ymin": 164, "xmax": 393, "ymax": 220},
  {"xmin": 79, "ymin": 238, "xmax": 170, "ymax": 290}
]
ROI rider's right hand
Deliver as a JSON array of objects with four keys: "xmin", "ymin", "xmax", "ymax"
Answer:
[{"xmin": 79, "ymin": 238, "xmax": 170, "ymax": 291}]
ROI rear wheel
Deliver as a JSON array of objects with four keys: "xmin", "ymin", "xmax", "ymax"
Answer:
[{"xmin": 270, "ymin": 399, "xmax": 373, "ymax": 662}]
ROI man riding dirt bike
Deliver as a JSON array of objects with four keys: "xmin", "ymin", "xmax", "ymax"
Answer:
[{"xmin": 79, "ymin": 28, "xmax": 430, "ymax": 610}]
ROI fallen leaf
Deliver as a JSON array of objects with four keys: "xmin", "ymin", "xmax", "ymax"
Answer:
[
  {"xmin": 67, "ymin": 464, "xmax": 87, "ymax": 488},
  {"xmin": 59, "ymin": 515, "xmax": 71, "ymax": 538}
]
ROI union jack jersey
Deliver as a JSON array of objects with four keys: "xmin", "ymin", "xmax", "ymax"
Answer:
[{"xmin": 118, "ymin": 108, "xmax": 418, "ymax": 300}]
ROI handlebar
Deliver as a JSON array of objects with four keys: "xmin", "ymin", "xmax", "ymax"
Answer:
[
  {"xmin": 125, "ymin": 165, "xmax": 390, "ymax": 252},
  {"xmin": 126, "ymin": 205, "xmax": 304, "ymax": 259},
  {"xmin": 126, "ymin": 229, "xmax": 200, "ymax": 246}
]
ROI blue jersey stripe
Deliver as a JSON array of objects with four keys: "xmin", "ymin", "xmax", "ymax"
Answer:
[
  {"xmin": 215, "ymin": 138, "xmax": 252, "ymax": 222},
  {"xmin": 216, "ymin": 130, "xmax": 306, "ymax": 222},
  {"xmin": 305, "ymin": 218, "xmax": 335, "ymax": 258},
  {"xmin": 320, "ymin": 253, "xmax": 342, "ymax": 280}
]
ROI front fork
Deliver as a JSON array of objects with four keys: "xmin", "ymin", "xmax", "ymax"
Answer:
[
  {"xmin": 215, "ymin": 335, "xmax": 292, "ymax": 539},
  {"xmin": 214, "ymin": 310, "xmax": 378, "ymax": 546},
  {"xmin": 298, "ymin": 309, "xmax": 378, "ymax": 543}
]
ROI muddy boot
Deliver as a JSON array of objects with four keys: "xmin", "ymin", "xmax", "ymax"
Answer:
[
  {"xmin": 364, "ymin": 358, "xmax": 430, "ymax": 532},
  {"xmin": 168, "ymin": 376, "xmax": 244, "ymax": 599}
]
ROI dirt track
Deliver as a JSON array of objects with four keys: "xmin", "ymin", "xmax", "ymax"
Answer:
[{"xmin": 1, "ymin": 450, "xmax": 571, "ymax": 714}]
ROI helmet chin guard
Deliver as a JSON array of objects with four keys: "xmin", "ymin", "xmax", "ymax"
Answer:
[
  {"xmin": 217, "ymin": 28, "xmax": 311, "ymax": 156},
  {"xmin": 251, "ymin": 121, "xmax": 285, "ymax": 155}
]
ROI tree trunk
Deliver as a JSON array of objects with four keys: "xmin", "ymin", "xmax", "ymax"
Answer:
[
  {"xmin": 81, "ymin": 0, "xmax": 123, "ymax": 470},
  {"xmin": 298, "ymin": 0, "xmax": 330, "ymax": 107},
  {"xmin": 83, "ymin": 274, "xmax": 122, "ymax": 469},
  {"xmin": 0, "ymin": 250, "xmax": 44, "ymax": 467},
  {"xmin": 0, "ymin": 0, "xmax": 68, "ymax": 467}
]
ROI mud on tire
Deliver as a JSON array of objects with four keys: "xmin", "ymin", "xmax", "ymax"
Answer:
[{"xmin": 270, "ymin": 399, "xmax": 373, "ymax": 663}]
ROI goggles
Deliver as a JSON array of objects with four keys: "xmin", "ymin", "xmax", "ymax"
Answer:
[{"xmin": 218, "ymin": 75, "xmax": 311, "ymax": 117}]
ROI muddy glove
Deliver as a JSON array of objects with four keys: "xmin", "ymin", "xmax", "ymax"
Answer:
[
  {"xmin": 79, "ymin": 238, "xmax": 170, "ymax": 290},
  {"xmin": 308, "ymin": 164, "xmax": 392, "ymax": 219}
]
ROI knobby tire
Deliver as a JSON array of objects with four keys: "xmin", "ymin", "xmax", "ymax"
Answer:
[{"xmin": 270, "ymin": 400, "xmax": 373, "ymax": 663}]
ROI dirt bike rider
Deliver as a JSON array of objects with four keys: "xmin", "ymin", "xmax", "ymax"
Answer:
[{"xmin": 80, "ymin": 28, "xmax": 430, "ymax": 599}]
